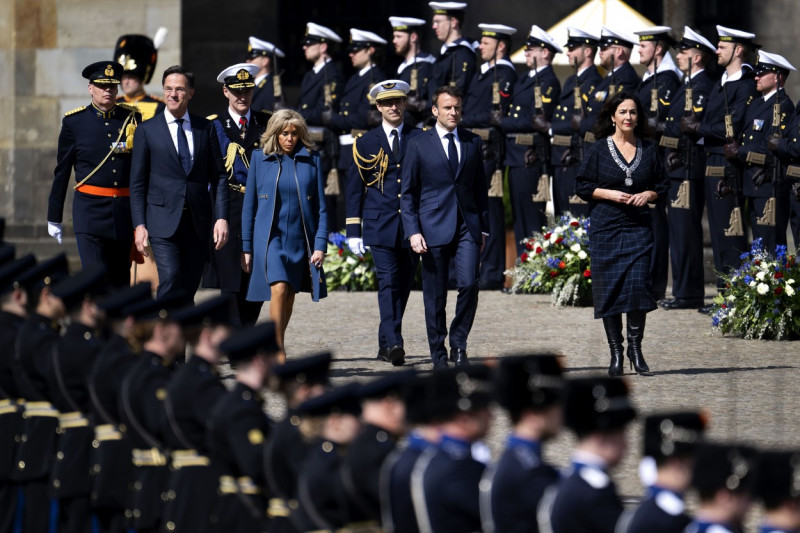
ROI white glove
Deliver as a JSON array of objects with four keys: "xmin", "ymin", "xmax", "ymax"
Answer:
[
  {"xmin": 347, "ymin": 237, "xmax": 365, "ymax": 257},
  {"xmin": 47, "ymin": 221, "xmax": 63, "ymax": 244}
]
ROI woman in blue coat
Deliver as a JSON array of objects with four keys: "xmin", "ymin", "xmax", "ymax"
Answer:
[{"xmin": 242, "ymin": 109, "xmax": 327, "ymax": 351}]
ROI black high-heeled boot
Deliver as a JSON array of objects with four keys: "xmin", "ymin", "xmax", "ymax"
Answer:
[
  {"xmin": 626, "ymin": 311, "xmax": 651, "ymax": 374},
  {"xmin": 602, "ymin": 315, "xmax": 624, "ymax": 376}
]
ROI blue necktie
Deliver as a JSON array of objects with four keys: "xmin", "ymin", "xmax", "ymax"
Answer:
[
  {"xmin": 175, "ymin": 118, "xmax": 192, "ymax": 174},
  {"xmin": 446, "ymin": 132, "xmax": 458, "ymax": 176}
]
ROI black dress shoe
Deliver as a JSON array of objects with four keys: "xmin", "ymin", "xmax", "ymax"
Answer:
[
  {"xmin": 697, "ymin": 303, "xmax": 714, "ymax": 315},
  {"xmin": 661, "ymin": 298, "xmax": 704, "ymax": 310},
  {"xmin": 376, "ymin": 347, "xmax": 389, "ymax": 362},
  {"xmin": 478, "ymin": 280, "xmax": 504, "ymax": 291},
  {"xmin": 658, "ymin": 297, "xmax": 676, "ymax": 308},
  {"xmin": 387, "ymin": 344, "xmax": 405, "ymax": 366},
  {"xmin": 433, "ymin": 359, "xmax": 449, "ymax": 370},
  {"xmin": 451, "ymin": 348, "xmax": 470, "ymax": 367}
]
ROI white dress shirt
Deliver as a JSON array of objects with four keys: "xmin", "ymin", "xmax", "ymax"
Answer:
[
  {"xmin": 382, "ymin": 122, "xmax": 402, "ymax": 148},
  {"xmin": 164, "ymin": 108, "xmax": 194, "ymax": 161},
  {"xmin": 228, "ymin": 107, "xmax": 252, "ymax": 128}
]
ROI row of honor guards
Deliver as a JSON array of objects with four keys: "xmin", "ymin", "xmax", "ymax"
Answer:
[{"xmin": 0, "ymin": 241, "xmax": 796, "ymax": 533}]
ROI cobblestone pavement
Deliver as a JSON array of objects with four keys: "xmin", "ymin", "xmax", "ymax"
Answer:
[{"xmin": 203, "ymin": 286, "xmax": 800, "ymax": 503}]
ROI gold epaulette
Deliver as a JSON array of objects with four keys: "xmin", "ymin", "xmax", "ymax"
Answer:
[
  {"xmin": 352, "ymin": 139, "xmax": 389, "ymax": 193},
  {"xmin": 422, "ymin": 126, "xmax": 431, "ymax": 131},
  {"xmin": 64, "ymin": 106, "xmax": 86, "ymax": 117},
  {"xmin": 206, "ymin": 114, "xmax": 219, "ymax": 120},
  {"xmin": 116, "ymin": 102, "xmax": 137, "ymax": 112}
]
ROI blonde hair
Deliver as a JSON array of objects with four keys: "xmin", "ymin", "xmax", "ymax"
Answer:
[{"xmin": 261, "ymin": 109, "xmax": 314, "ymax": 155}]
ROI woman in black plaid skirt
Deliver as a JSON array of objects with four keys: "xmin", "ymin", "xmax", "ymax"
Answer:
[{"xmin": 576, "ymin": 91, "xmax": 669, "ymax": 376}]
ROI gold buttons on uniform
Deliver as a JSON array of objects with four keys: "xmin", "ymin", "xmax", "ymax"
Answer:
[
  {"xmin": 18, "ymin": 461, "xmax": 25, "ymax": 470},
  {"xmin": 53, "ymin": 480, "xmax": 60, "ymax": 488},
  {"xmin": 166, "ymin": 522, "xmax": 175, "ymax": 531},
  {"xmin": 57, "ymin": 451, "xmax": 64, "ymax": 460},
  {"xmin": 322, "ymin": 441, "xmax": 334, "ymax": 453}
]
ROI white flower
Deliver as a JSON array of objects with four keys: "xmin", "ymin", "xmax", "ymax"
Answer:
[
  {"xmin": 787, "ymin": 285, "xmax": 796, "ymax": 296},
  {"xmin": 578, "ymin": 250, "xmax": 587, "ymax": 260},
  {"xmin": 749, "ymin": 281, "xmax": 757, "ymax": 287},
  {"xmin": 542, "ymin": 240, "xmax": 551, "ymax": 249},
  {"xmin": 756, "ymin": 282, "xmax": 769, "ymax": 295},
  {"xmin": 570, "ymin": 243, "xmax": 581, "ymax": 252},
  {"xmin": 756, "ymin": 271, "xmax": 766, "ymax": 281},
  {"xmin": 787, "ymin": 278, "xmax": 796, "ymax": 285},
  {"xmin": 346, "ymin": 256, "xmax": 358, "ymax": 266},
  {"xmin": 565, "ymin": 253, "xmax": 574, "ymax": 261},
  {"xmin": 549, "ymin": 233, "xmax": 559, "ymax": 243},
  {"xmin": 575, "ymin": 228, "xmax": 586, "ymax": 237}
]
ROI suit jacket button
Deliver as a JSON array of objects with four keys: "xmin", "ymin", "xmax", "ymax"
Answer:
[
  {"xmin": 397, "ymin": 194, "xmax": 401, "ymax": 198},
  {"xmin": 397, "ymin": 209, "xmax": 401, "ymax": 213}
]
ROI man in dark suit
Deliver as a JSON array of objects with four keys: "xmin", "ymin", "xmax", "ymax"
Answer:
[
  {"xmin": 347, "ymin": 80, "xmax": 421, "ymax": 366},
  {"xmin": 401, "ymin": 85, "xmax": 489, "ymax": 369},
  {"xmin": 130, "ymin": 65, "xmax": 229, "ymax": 301}
]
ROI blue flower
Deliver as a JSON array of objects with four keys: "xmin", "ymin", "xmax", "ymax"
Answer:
[
  {"xmin": 743, "ymin": 275, "xmax": 754, "ymax": 284},
  {"xmin": 750, "ymin": 238, "xmax": 764, "ymax": 254},
  {"xmin": 711, "ymin": 315, "xmax": 720, "ymax": 327},
  {"xmin": 546, "ymin": 257, "xmax": 561, "ymax": 269},
  {"xmin": 740, "ymin": 251, "xmax": 750, "ymax": 260},
  {"xmin": 776, "ymin": 245, "xmax": 787, "ymax": 263},
  {"xmin": 328, "ymin": 232, "xmax": 346, "ymax": 247}
]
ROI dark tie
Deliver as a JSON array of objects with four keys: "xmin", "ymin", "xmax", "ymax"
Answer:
[
  {"xmin": 239, "ymin": 116, "xmax": 247, "ymax": 139},
  {"xmin": 175, "ymin": 118, "xmax": 192, "ymax": 174},
  {"xmin": 391, "ymin": 129, "xmax": 399, "ymax": 159},
  {"xmin": 446, "ymin": 132, "xmax": 458, "ymax": 176}
]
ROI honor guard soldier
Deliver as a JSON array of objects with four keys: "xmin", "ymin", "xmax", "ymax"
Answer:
[
  {"xmin": 0, "ymin": 253, "xmax": 36, "ymax": 532},
  {"xmin": 731, "ymin": 51, "xmax": 795, "ymax": 252},
  {"xmin": 496, "ymin": 25, "xmax": 561, "ymax": 256},
  {"xmin": 343, "ymin": 371, "xmax": 415, "ymax": 526},
  {"xmin": 428, "ymin": 2, "xmax": 476, "ymax": 94},
  {"xmin": 544, "ymin": 376, "xmax": 637, "ymax": 533},
  {"xmin": 412, "ymin": 366, "xmax": 493, "ymax": 533},
  {"xmin": 88, "ymin": 282, "xmax": 153, "ymax": 532},
  {"xmin": 297, "ymin": 22, "xmax": 344, "ymax": 233},
  {"xmin": 114, "ymin": 32, "xmax": 166, "ymax": 120},
  {"xmin": 550, "ymin": 28, "xmax": 602, "ymax": 218},
  {"xmin": 462, "ymin": 23, "xmax": 518, "ymax": 290},
  {"xmin": 379, "ymin": 373, "xmax": 442, "ymax": 533},
  {"xmin": 346, "ymin": 80, "xmax": 421, "ymax": 365},
  {"xmin": 11, "ymin": 253, "xmax": 69, "ymax": 533},
  {"xmin": 480, "ymin": 354, "xmax": 565, "ymax": 533},
  {"xmin": 264, "ymin": 352, "xmax": 331, "ymax": 533},
  {"xmin": 617, "ymin": 411, "xmax": 707, "ymax": 533},
  {"xmin": 118, "ymin": 295, "xmax": 186, "ymax": 533},
  {"xmin": 389, "ymin": 17, "xmax": 436, "ymax": 125},
  {"xmin": 48, "ymin": 265, "xmax": 109, "ymax": 533},
  {"xmin": 246, "ymin": 36, "xmax": 286, "ymax": 113},
  {"xmin": 48, "ymin": 62, "xmax": 142, "ymax": 288},
  {"xmin": 753, "ymin": 450, "xmax": 800, "ymax": 533},
  {"xmin": 295, "ymin": 383, "xmax": 365, "ymax": 532},
  {"xmin": 160, "ymin": 296, "xmax": 236, "ymax": 533},
  {"xmin": 684, "ymin": 442, "xmax": 757, "ymax": 533},
  {"xmin": 580, "ymin": 27, "xmax": 641, "ymax": 138},
  {"xmin": 683, "ymin": 26, "xmax": 759, "ymax": 313},
  {"xmin": 659, "ymin": 27, "xmax": 716, "ymax": 311},
  {"xmin": 634, "ymin": 27, "xmax": 683, "ymax": 301},
  {"xmin": 769, "ymin": 88, "xmax": 800, "ymax": 249},
  {"xmin": 207, "ymin": 322, "xmax": 281, "ymax": 533},
  {"xmin": 323, "ymin": 28, "xmax": 388, "ymax": 231},
  {"xmin": 203, "ymin": 63, "xmax": 269, "ymax": 325}
]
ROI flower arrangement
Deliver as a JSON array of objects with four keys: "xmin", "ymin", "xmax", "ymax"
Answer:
[
  {"xmin": 505, "ymin": 214, "xmax": 593, "ymax": 306},
  {"xmin": 324, "ymin": 232, "xmax": 378, "ymax": 291},
  {"xmin": 711, "ymin": 239, "xmax": 800, "ymax": 340}
]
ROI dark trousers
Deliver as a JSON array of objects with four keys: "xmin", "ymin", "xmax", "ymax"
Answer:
[
  {"xmin": 421, "ymin": 221, "xmax": 480, "ymax": 364},
  {"xmin": 791, "ymin": 191, "xmax": 800, "ymax": 248},
  {"xmin": 75, "ymin": 233, "xmax": 132, "ymax": 288},
  {"xmin": 479, "ymin": 160, "xmax": 506, "ymax": 286},
  {"xmin": 225, "ymin": 273, "xmax": 263, "ymax": 326},
  {"xmin": 704, "ymin": 153, "xmax": 748, "ymax": 287},
  {"xmin": 0, "ymin": 483, "xmax": 16, "ymax": 532},
  {"xmin": 748, "ymin": 194, "xmax": 790, "ymax": 252},
  {"xmin": 649, "ymin": 200, "xmax": 669, "ymax": 300},
  {"xmin": 55, "ymin": 496, "xmax": 91, "ymax": 533},
  {"xmin": 552, "ymin": 164, "xmax": 590, "ymax": 218},
  {"xmin": 20, "ymin": 481, "xmax": 50, "ymax": 533},
  {"xmin": 508, "ymin": 166, "xmax": 548, "ymax": 255},
  {"xmin": 149, "ymin": 209, "xmax": 208, "ymax": 301},
  {"xmin": 667, "ymin": 179, "xmax": 706, "ymax": 300},
  {"xmin": 371, "ymin": 244, "xmax": 419, "ymax": 350}
]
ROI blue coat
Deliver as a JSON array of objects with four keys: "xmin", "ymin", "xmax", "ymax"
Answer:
[{"xmin": 241, "ymin": 146, "xmax": 327, "ymax": 302}]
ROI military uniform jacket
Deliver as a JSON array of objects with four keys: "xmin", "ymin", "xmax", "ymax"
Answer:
[
  {"xmin": 119, "ymin": 351, "xmax": 174, "ymax": 450},
  {"xmin": 683, "ymin": 520, "xmax": 735, "ymax": 533},
  {"xmin": 581, "ymin": 62, "xmax": 641, "ymax": 137},
  {"xmin": 0, "ymin": 311, "xmax": 25, "ymax": 482},
  {"xmin": 252, "ymin": 74, "xmax": 278, "ymax": 113},
  {"xmin": 264, "ymin": 410, "xmax": 309, "ymax": 521},
  {"xmin": 297, "ymin": 60, "xmax": 345, "ymax": 126},
  {"xmin": 618, "ymin": 486, "xmax": 691, "ymax": 533},
  {"xmin": 551, "ymin": 66, "xmax": 603, "ymax": 167},
  {"xmin": 548, "ymin": 462, "xmax": 623, "ymax": 533},
  {"xmin": 774, "ymin": 101, "xmax": 800, "ymax": 163},
  {"xmin": 698, "ymin": 69, "xmax": 758, "ymax": 152},
  {"xmin": 0, "ymin": 311, "xmax": 24, "ymax": 400},
  {"xmin": 380, "ymin": 433, "xmax": 432, "ymax": 533},
  {"xmin": 636, "ymin": 69, "xmax": 681, "ymax": 122},
  {"xmin": 662, "ymin": 70, "xmax": 714, "ymax": 180},
  {"xmin": 500, "ymin": 66, "xmax": 561, "ymax": 167},
  {"xmin": 329, "ymin": 65, "xmax": 386, "ymax": 135},
  {"xmin": 346, "ymin": 123, "xmax": 421, "ymax": 246},
  {"xmin": 205, "ymin": 109, "xmax": 269, "ymax": 291},
  {"xmin": 296, "ymin": 438, "xmax": 355, "ymax": 531},
  {"xmin": 398, "ymin": 52, "xmax": 436, "ymax": 123},
  {"xmin": 49, "ymin": 103, "xmax": 141, "ymax": 239},
  {"xmin": 416, "ymin": 435, "xmax": 486, "ymax": 533},
  {"xmin": 735, "ymin": 89, "xmax": 794, "ymax": 197},
  {"xmin": 482, "ymin": 436, "xmax": 559, "ymax": 533},
  {"xmin": 461, "ymin": 59, "xmax": 518, "ymax": 128},
  {"xmin": 429, "ymin": 38, "xmax": 476, "ymax": 94},
  {"xmin": 342, "ymin": 423, "xmax": 399, "ymax": 522}
]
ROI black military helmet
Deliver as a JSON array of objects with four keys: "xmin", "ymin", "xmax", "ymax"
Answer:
[
  {"xmin": 643, "ymin": 411, "xmax": 707, "ymax": 465},
  {"xmin": 753, "ymin": 450, "xmax": 800, "ymax": 510},
  {"xmin": 114, "ymin": 34, "xmax": 158, "ymax": 84},
  {"xmin": 494, "ymin": 353, "xmax": 565, "ymax": 415},
  {"xmin": 691, "ymin": 442, "xmax": 758, "ymax": 501},
  {"xmin": 564, "ymin": 376, "xmax": 636, "ymax": 437},
  {"xmin": 51, "ymin": 263, "xmax": 108, "ymax": 311}
]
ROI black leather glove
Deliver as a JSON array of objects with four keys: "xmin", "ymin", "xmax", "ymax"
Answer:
[
  {"xmin": 489, "ymin": 109, "xmax": 503, "ymax": 128},
  {"xmin": 406, "ymin": 94, "xmax": 427, "ymax": 113},
  {"xmin": 666, "ymin": 151, "xmax": 685, "ymax": 172},
  {"xmin": 680, "ymin": 114, "xmax": 701, "ymax": 135},
  {"xmin": 647, "ymin": 116, "xmax": 659, "ymax": 131},
  {"xmin": 723, "ymin": 139, "xmax": 740, "ymax": 161},
  {"xmin": 767, "ymin": 135, "xmax": 781, "ymax": 153},
  {"xmin": 715, "ymin": 178, "xmax": 733, "ymax": 199},
  {"xmin": 523, "ymin": 148, "xmax": 538, "ymax": 168},
  {"xmin": 532, "ymin": 114, "xmax": 551, "ymax": 134},
  {"xmin": 791, "ymin": 181, "xmax": 800, "ymax": 201},
  {"xmin": 321, "ymin": 106, "xmax": 333, "ymax": 126},
  {"xmin": 752, "ymin": 168, "xmax": 771, "ymax": 188},
  {"xmin": 570, "ymin": 113, "xmax": 583, "ymax": 132},
  {"xmin": 366, "ymin": 109, "xmax": 382, "ymax": 128}
]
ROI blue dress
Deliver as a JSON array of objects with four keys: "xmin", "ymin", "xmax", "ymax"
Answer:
[
  {"xmin": 575, "ymin": 139, "xmax": 669, "ymax": 318},
  {"xmin": 268, "ymin": 153, "xmax": 310, "ymax": 291}
]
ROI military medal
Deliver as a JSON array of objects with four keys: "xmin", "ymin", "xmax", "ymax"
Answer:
[{"xmin": 607, "ymin": 137, "xmax": 642, "ymax": 187}]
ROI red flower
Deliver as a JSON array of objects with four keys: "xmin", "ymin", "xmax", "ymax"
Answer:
[
  {"xmin": 583, "ymin": 269, "xmax": 591, "ymax": 278},
  {"xmin": 549, "ymin": 271, "xmax": 557, "ymax": 277},
  {"xmin": 775, "ymin": 272, "xmax": 784, "ymax": 279},
  {"xmin": 535, "ymin": 246, "xmax": 543, "ymax": 254},
  {"xmin": 544, "ymin": 232, "xmax": 552, "ymax": 240},
  {"xmin": 338, "ymin": 248, "xmax": 343, "ymax": 256},
  {"xmin": 525, "ymin": 242, "xmax": 534, "ymax": 250},
  {"xmin": 520, "ymin": 253, "xmax": 529, "ymax": 262},
  {"xmin": 555, "ymin": 237, "xmax": 564, "ymax": 244},
  {"xmin": 754, "ymin": 260, "xmax": 761, "ymax": 265},
  {"xmin": 570, "ymin": 221, "xmax": 580, "ymax": 227},
  {"xmin": 775, "ymin": 286, "xmax": 783, "ymax": 295},
  {"xmin": 558, "ymin": 261, "xmax": 566, "ymax": 269},
  {"xmin": 721, "ymin": 304, "xmax": 727, "ymax": 309}
]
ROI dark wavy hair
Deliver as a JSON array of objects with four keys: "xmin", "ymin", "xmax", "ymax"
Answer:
[{"xmin": 594, "ymin": 90, "xmax": 651, "ymax": 139}]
